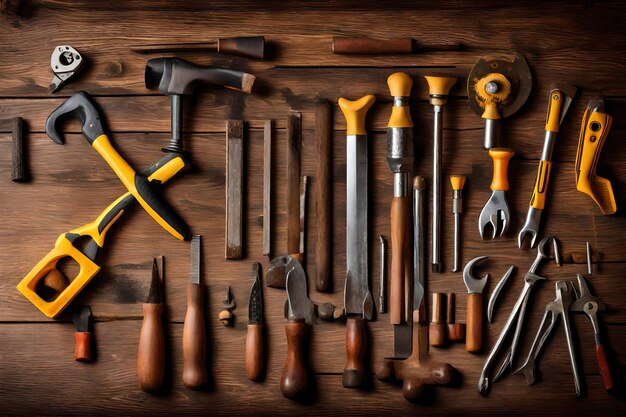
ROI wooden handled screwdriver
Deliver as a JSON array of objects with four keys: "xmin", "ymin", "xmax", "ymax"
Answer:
[
  {"xmin": 183, "ymin": 236, "xmax": 207, "ymax": 389},
  {"xmin": 130, "ymin": 36, "xmax": 265, "ymax": 59},
  {"xmin": 386, "ymin": 73, "xmax": 414, "ymax": 325},
  {"xmin": 138, "ymin": 256, "xmax": 166, "ymax": 393}
]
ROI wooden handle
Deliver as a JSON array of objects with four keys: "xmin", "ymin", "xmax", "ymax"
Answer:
[
  {"xmin": 280, "ymin": 320, "xmax": 309, "ymax": 399},
  {"xmin": 343, "ymin": 317, "xmax": 367, "ymax": 388},
  {"xmin": 466, "ymin": 293, "xmax": 483, "ymax": 353},
  {"xmin": 402, "ymin": 376, "xmax": 427, "ymax": 403},
  {"xmin": 489, "ymin": 148, "xmax": 514, "ymax": 191},
  {"xmin": 137, "ymin": 303, "xmax": 165, "ymax": 393},
  {"xmin": 315, "ymin": 101, "xmax": 332, "ymax": 292},
  {"xmin": 595, "ymin": 342, "xmax": 613, "ymax": 390},
  {"xmin": 286, "ymin": 112, "xmax": 302, "ymax": 256},
  {"xmin": 246, "ymin": 323, "xmax": 264, "ymax": 382},
  {"xmin": 11, "ymin": 117, "xmax": 26, "ymax": 182},
  {"xmin": 390, "ymin": 196, "xmax": 408, "ymax": 324},
  {"xmin": 332, "ymin": 37, "xmax": 412, "ymax": 54},
  {"xmin": 182, "ymin": 284, "xmax": 207, "ymax": 389},
  {"xmin": 74, "ymin": 332, "xmax": 92, "ymax": 362}
]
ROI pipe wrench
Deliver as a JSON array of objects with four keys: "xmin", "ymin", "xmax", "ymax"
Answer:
[{"xmin": 45, "ymin": 92, "xmax": 190, "ymax": 240}]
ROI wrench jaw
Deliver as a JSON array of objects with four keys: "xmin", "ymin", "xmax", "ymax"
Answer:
[
  {"xmin": 478, "ymin": 191, "xmax": 510, "ymax": 239},
  {"xmin": 518, "ymin": 207, "xmax": 542, "ymax": 248}
]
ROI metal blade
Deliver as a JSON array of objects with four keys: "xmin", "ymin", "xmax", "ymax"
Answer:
[
  {"xmin": 73, "ymin": 305, "xmax": 92, "ymax": 333},
  {"xmin": 413, "ymin": 176, "xmax": 425, "ymax": 311},
  {"xmin": 344, "ymin": 133, "xmax": 372, "ymax": 319},
  {"xmin": 285, "ymin": 258, "xmax": 314, "ymax": 324},
  {"xmin": 393, "ymin": 322, "xmax": 412, "ymax": 359},
  {"xmin": 147, "ymin": 257, "xmax": 163, "ymax": 304},
  {"xmin": 550, "ymin": 83, "xmax": 578, "ymax": 126},
  {"xmin": 190, "ymin": 235, "xmax": 201, "ymax": 285},
  {"xmin": 248, "ymin": 263, "xmax": 263, "ymax": 324}
]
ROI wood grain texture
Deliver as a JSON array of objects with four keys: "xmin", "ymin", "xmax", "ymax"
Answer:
[{"xmin": 1, "ymin": 1, "xmax": 626, "ymax": 415}]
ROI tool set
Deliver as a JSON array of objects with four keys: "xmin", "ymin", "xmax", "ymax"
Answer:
[{"xmin": 12, "ymin": 37, "xmax": 620, "ymax": 406}]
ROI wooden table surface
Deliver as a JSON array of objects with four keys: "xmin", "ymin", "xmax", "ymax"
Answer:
[{"xmin": 1, "ymin": 1, "xmax": 625, "ymax": 415}]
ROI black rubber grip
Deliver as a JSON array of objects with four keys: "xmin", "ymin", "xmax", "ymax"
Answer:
[{"xmin": 135, "ymin": 174, "xmax": 190, "ymax": 240}]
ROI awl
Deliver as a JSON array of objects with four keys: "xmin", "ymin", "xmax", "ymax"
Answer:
[
  {"xmin": 338, "ymin": 93, "xmax": 375, "ymax": 389},
  {"xmin": 183, "ymin": 236, "xmax": 207, "ymax": 389}
]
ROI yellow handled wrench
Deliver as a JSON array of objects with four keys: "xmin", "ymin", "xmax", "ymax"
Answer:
[
  {"xmin": 518, "ymin": 85, "xmax": 577, "ymax": 248},
  {"xmin": 46, "ymin": 92, "xmax": 190, "ymax": 240}
]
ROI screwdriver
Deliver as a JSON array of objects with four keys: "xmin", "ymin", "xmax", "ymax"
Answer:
[
  {"xmin": 137, "ymin": 256, "xmax": 165, "ymax": 393},
  {"xmin": 183, "ymin": 236, "xmax": 207, "ymax": 389},
  {"xmin": 450, "ymin": 175, "xmax": 466, "ymax": 272}
]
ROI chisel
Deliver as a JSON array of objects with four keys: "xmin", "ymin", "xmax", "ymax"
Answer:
[
  {"xmin": 332, "ymin": 37, "xmax": 462, "ymax": 54},
  {"xmin": 226, "ymin": 120, "xmax": 244, "ymax": 259},
  {"xmin": 338, "ymin": 94, "xmax": 375, "ymax": 389},
  {"xmin": 130, "ymin": 36, "xmax": 266, "ymax": 59},
  {"xmin": 138, "ymin": 257, "xmax": 165, "ymax": 393},
  {"xmin": 183, "ymin": 236, "xmax": 207, "ymax": 389},
  {"xmin": 315, "ymin": 100, "xmax": 332, "ymax": 292}
]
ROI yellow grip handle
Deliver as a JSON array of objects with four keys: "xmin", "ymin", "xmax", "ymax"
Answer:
[
  {"xmin": 489, "ymin": 148, "xmax": 514, "ymax": 191},
  {"xmin": 387, "ymin": 72, "xmax": 412, "ymax": 97},
  {"xmin": 338, "ymin": 95, "xmax": 376, "ymax": 135},
  {"xmin": 529, "ymin": 160, "xmax": 552, "ymax": 209},
  {"xmin": 450, "ymin": 175, "xmax": 466, "ymax": 191},
  {"xmin": 424, "ymin": 76, "xmax": 457, "ymax": 106},
  {"xmin": 545, "ymin": 90, "xmax": 564, "ymax": 132}
]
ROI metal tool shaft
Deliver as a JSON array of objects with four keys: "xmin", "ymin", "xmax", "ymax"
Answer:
[
  {"xmin": 432, "ymin": 105, "xmax": 443, "ymax": 272},
  {"xmin": 413, "ymin": 177, "xmax": 425, "ymax": 313},
  {"xmin": 379, "ymin": 236, "xmax": 386, "ymax": 314}
]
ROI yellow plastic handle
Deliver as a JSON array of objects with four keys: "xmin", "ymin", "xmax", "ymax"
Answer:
[
  {"xmin": 16, "ymin": 235, "xmax": 101, "ymax": 318},
  {"xmin": 489, "ymin": 148, "xmax": 514, "ymax": 191},
  {"xmin": 387, "ymin": 73, "xmax": 413, "ymax": 128},
  {"xmin": 575, "ymin": 107, "xmax": 616, "ymax": 214},
  {"xmin": 424, "ymin": 76, "xmax": 457, "ymax": 106},
  {"xmin": 450, "ymin": 175, "xmax": 466, "ymax": 191},
  {"xmin": 529, "ymin": 160, "xmax": 552, "ymax": 209},
  {"xmin": 338, "ymin": 95, "xmax": 376, "ymax": 135},
  {"xmin": 545, "ymin": 90, "xmax": 564, "ymax": 133}
]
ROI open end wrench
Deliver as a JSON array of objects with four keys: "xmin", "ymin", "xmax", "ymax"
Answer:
[
  {"xmin": 477, "ymin": 236, "xmax": 554, "ymax": 396},
  {"xmin": 479, "ymin": 148, "xmax": 514, "ymax": 239}
]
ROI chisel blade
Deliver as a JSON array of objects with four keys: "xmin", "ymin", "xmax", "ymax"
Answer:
[
  {"xmin": 190, "ymin": 235, "xmax": 201, "ymax": 285},
  {"xmin": 344, "ymin": 133, "xmax": 372, "ymax": 320},
  {"xmin": 147, "ymin": 257, "xmax": 163, "ymax": 304}
]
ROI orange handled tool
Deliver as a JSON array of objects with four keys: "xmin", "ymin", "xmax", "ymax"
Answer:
[
  {"xmin": 478, "ymin": 148, "xmax": 514, "ymax": 239},
  {"xmin": 73, "ymin": 305, "xmax": 93, "ymax": 362},
  {"xmin": 463, "ymin": 256, "xmax": 489, "ymax": 353}
]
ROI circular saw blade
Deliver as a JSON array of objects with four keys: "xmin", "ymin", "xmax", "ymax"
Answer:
[{"xmin": 467, "ymin": 52, "xmax": 533, "ymax": 119}]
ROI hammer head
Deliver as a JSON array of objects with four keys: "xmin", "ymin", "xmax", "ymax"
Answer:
[
  {"xmin": 45, "ymin": 92, "xmax": 105, "ymax": 144},
  {"xmin": 145, "ymin": 58, "xmax": 256, "ymax": 95}
]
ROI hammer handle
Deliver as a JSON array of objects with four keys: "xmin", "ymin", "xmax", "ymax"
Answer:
[
  {"xmin": 280, "ymin": 319, "xmax": 309, "ymax": 399},
  {"xmin": 246, "ymin": 323, "xmax": 264, "ymax": 381},
  {"xmin": 343, "ymin": 317, "xmax": 367, "ymax": 388},
  {"xmin": 466, "ymin": 293, "xmax": 483, "ymax": 353},
  {"xmin": 390, "ymin": 196, "xmax": 409, "ymax": 324},
  {"xmin": 182, "ymin": 283, "xmax": 207, "ymax": 389}
]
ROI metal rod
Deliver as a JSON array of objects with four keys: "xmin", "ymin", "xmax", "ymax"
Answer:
[
  {"xmin": 586, "ymin": 241, "xmax": 592, "ymax": 275},
  {"xmin": 432, "ymin": 105, "xmax": 443, "ymax": 273}
]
